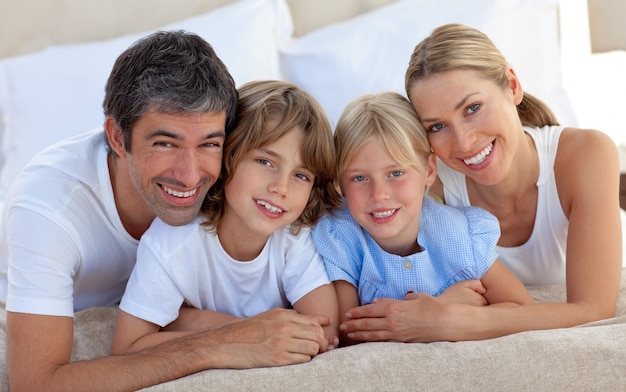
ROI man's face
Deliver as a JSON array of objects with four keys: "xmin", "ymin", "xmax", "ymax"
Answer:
[{"xmin": 123, "ymin": 110, "xmax": 226, "ymax": 226}]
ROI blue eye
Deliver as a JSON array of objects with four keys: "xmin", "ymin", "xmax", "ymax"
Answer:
[
  {"xmin": 429, "ymin": 123, "xmax": 444, "ymax": 133},
  {"xmin": 352, "ymin": 175, "xmax": 366, "ymax": 182},
  {"xmin": 467, "ymin": 103, "xmax": 480, "ymax": 114},
  {"xmin": 390, "ymin": 170, "xmax": 403, "ymax": 178}
]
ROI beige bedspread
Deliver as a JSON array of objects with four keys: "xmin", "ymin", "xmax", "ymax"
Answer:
[{"xmin": 1, "ymin": 269, "xmax": 625, "ymax": 391}]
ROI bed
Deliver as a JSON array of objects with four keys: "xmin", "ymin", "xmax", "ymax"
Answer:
[{"xmin": 0, "ymin": 0, "xmax": 625, "ymax": 390}]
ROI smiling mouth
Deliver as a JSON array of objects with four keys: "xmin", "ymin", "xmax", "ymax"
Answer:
[
  {"xmin": 372, "ymin": 209, "xmax": 397, "ymax": 218},
  {"xmin": 162, "ymin": 185, "xmax": 198, "ymax": 198},
  {"xmin": 463, "ymin": 142, "xmax": 493, "ymax": 166},
  {"xmin": 257, "ymin": 200, "xmax": 284, "ymax": 214}
]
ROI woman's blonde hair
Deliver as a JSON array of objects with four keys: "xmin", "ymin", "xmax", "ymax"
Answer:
[
  {"xmin": 334, "ymin": 92, "xmax": 431, "ymax": 193},
  {"xmin": 201, "ymin": 80, "xmax": 341, "ymax": 233},
  {"xmin": 405, "ymin": 23, "xmax": 559, "ymax": 127}
]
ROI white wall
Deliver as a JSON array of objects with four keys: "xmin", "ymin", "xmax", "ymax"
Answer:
[{"xmin": 560, "ymin": 0, "xmax": 626, "ymax": 171}]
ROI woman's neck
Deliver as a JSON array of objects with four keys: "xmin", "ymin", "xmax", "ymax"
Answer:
[
  {"xmin": 466, "ymin": 131, "xmax": 539, "ymax": 247},
  {"xmin": 467, "ymin": 131, "xmax": 538, "ymax": 208}
]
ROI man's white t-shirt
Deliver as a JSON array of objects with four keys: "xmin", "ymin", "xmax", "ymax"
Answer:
[
  {"xmin": 0, "ymin": 128, "xmax": 139, "ymax": 317},
  {"xmin": 120, "ymin": 217, "xmax": 330, "ymax": 327}
]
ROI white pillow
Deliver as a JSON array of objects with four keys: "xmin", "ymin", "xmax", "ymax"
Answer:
[
  {"xmin": 0, "ymin": 0, "xmax": 292, "ymax": 200},
  {"xmin": 279, "ymin": 0, "xmax": 575, "ymax": 129}
]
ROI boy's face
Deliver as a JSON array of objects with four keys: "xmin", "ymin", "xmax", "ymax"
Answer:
[
  {"xmin": 221, "ymin": 127, "xmax": 314, "ymax": 246},
  {"xmin": 341, "ymin": 137, "xmax": 436, "ymax": 256},
  {"xmin": 121, "ymin": 110, "xmax": 226, "ymax": 227}
]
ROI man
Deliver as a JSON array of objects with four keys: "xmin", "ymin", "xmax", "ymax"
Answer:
[{"xmin": 0, "ymin": 30, "xmax": 327, "ymax": 391}]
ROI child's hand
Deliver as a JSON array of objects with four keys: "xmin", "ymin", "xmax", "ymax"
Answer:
[{"xmin": 428, "ymin": 280, "xmax": 488, "ymax": 306}]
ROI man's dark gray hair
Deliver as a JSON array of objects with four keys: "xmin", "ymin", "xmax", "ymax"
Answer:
[{"xmin": 103, "ymin": 30, "xmax": 238, "ymax": 154}]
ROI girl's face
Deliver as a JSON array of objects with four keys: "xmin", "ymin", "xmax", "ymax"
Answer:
[
  {"xmin": 341, "ymin": 137, "xmax": 436, "ymax": 256},
  {"xmin": 222, "ymin": 127, "xmax": 315, "ymax": 242},
  {"xmin": 408, "ymin": 68, "xmax": 523, "ymax": 186}
]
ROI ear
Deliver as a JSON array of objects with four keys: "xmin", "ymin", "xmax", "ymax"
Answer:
[
  {"xmin": 424, "ymin": 152, "xmax": 437, "ymax": 187},
  {"xmin": 104, "ymin": 117, "xmax": 128, "ymax": 158},
  {"xmin": 506, "ymin": 66, "xmax": 524, "ymax": 105}
]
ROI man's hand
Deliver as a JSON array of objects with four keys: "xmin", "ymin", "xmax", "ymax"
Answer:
[{"xmin": 208, "ymin": 308, "xmax": 329, "ymax": 368}]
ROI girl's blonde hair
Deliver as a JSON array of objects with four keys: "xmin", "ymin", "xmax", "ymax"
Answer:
[
  {"xmin": 334, "ymin": 92, "xmax": 431, "ymax": 193},
  {"xmin": 405, "ymin": 23, "xmax": 559, "ymax": 128},
  {"xmin": 202, "ymin": 80, "xmax": 341, "ymax": 233}
]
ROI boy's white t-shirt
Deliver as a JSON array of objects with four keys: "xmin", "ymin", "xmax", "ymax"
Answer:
[
  {"xmin": 120, "ymin": 217, "xmax": 330, "ymax": 327},
  {"xmin": 0, "ymin": 128, "xmax": 139, "ymax": 316}
]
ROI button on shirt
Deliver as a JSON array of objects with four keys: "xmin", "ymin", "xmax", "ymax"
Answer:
[{"xmin": 312, "ymin": 196, "xmax": 500, "ymax": 305}]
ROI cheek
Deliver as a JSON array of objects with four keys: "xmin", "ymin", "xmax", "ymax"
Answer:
[
  {"xmin": 340, "ymin": 182, "xmax": 357, "ymax": 200},
  {"xmin": 427, "ymin": 134, "xmax": 449, "ymax": 157},
  {"xmin": 295, "ymin": 182, "xmax": 315, "ymax": 205},
  {"xmin": 202, "ymin": 154, "xmax": 224, "ymax": 176},
  {"xmin": 342, "ymin": 186, "xmax": 366, "ymax": 211}
]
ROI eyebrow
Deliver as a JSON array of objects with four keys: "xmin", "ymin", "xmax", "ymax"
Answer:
[
  {"xmin": 259, "ymin": 147, "xmax": 281, "ymax": 159},
  {"xmin": 343, "ymin": 163, "xmax": 402, "ymax": 175},
  {"xmin": 420, "ymin": 92, "xmax": 479, "ymax": 123},
  {"xmin": 146, "ymin": 129, "xmax": 225, "ymax": 140}
]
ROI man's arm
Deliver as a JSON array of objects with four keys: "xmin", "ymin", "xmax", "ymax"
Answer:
[{"xmin": 8, "ymin": 308, "xmax": 327, "ymax": 392}]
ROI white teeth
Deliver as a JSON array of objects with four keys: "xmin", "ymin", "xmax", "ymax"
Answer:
[
  {"xmin": 464, "ymin": 142, "xmax": 493, "ymax": 165},
  {"xmin": 163, "ymin": 186, "xmax": 197, "ymax": 198},
  {"xmin": 372, "ymin": 209, "xmax": 396, "ymax": 218},
  {"xmin": 257, "ymin": 200, "xmax": 283, "ymax": 213}
]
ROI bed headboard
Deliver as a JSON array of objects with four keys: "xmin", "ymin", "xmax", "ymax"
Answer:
[
  {"xmin": 0, "ymin": 0, "xmax": 397, "ymax": 59},
  {"xmin": 0, "ymin": 0, "xmax": 597, "ymax": 200}
]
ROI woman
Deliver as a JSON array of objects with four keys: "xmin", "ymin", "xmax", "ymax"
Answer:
[{"xmin": 337, "ymin": 23, "xmax": 622, "ymax": 342}]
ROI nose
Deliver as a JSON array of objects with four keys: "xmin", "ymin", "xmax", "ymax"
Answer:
[
  {"xmin": 268, "ymin": 170, "xmax": 289, "ymax": 198},
  {"xmin": 172, "ymin": 149, "xmax": 204, "ymax": 187},
  {"xmin": 450, "ymin": 123, "xmax": 477, "ymax": 152},
  {"xmin": 370, "ymin": 178, "xmax": 390, "ymax": 202}
]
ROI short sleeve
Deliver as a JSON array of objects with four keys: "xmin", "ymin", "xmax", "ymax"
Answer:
[
  {"xmin": 119, "ymin": 220, "xmax": 186, "ymax": 327},
  {"xmin": 280, "ymin": 228, "xmax": 330, "ymax": 305},
  {"xmin": 4, "ymin": 207, "xmax": 79, "ymax": 317},
  {"xmin": 311, "ymin": 210, "xmax": 364, "ymax": 287},
  {"xmin": 464, "ymin": 206, "xmax": 501, "ymax": 278}
]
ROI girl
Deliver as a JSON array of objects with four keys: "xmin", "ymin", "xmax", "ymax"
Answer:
[
  {"xmin": 311, "ymin": 91, "xmax": 533, "ymax": 345},
  {"xmin": 112, "ymin": 80, "xmax": 341, "ymax": 355}
]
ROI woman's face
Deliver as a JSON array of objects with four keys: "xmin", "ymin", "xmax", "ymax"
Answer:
[{"xmin": 408, "ymin": 68, "xmax": 523, "ymax": 186}]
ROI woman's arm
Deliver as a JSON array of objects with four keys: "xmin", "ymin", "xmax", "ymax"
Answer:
[
  {"xmin": 480, "ymin": 259, "xmax": 534, "ymax": 306},
  {"xmin": 554, "ymin": 128, "xmax": 622, "ymax": 320},
  {"xmin": 293, "ymin": 283, "xmax": 339, "ymax": 351}
]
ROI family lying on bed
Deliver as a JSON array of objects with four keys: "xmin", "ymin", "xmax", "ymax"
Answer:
[{"xmin": 0, "ymin": 23, "xmax": 621, "ymax": 392}]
